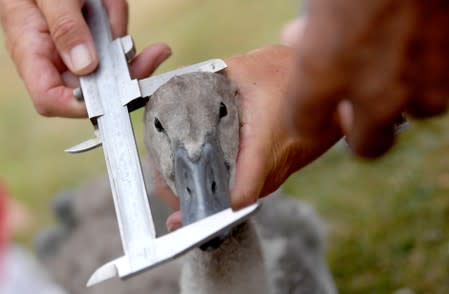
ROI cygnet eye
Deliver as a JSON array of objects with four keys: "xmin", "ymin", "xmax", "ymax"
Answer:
[
  {"xmin": 154, "ymin": 117, "xmax": 165, "ymax": 133},
  {"xmin": 219, "ymin": 102, "xmax": 228, "ymax": 119}
]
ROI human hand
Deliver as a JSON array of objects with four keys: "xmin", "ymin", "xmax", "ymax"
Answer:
[
  {"xmin": 225, "ymin": 45, "xmax": 342, "ymax": 209},
  {"xmin": 0, "ymin": 0, "xmax": 171, "ymax": 117},
  {"xmin": 284, "ymin": 0, "xmax": 449, "ymax": 158}
]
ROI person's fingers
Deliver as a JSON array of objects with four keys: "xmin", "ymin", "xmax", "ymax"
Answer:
[
  {"xmin": 289, "ymin": 16, "xmax": 407, "ymax": 159},
  {"xmin": 2, "ymin": 1, "xmax": 167, "ymax": 118},
  {"xmin": 166, "ymin": 211, "xmax": 182, "ymax": 232},
  {"xmin": 36, "ymin": 0, "xmax": 97, "ymax": 75},
  {"xmin": 230, "ymin": 122, "xmax": 271, "ymax": 209},
  {"xmin": 225, "ymin": 45, "xmax": 299, "ymax": 209},
  {"xmin": 151, "ymin": 163, "xmax": 179, "ymax": 211},
  {"xmin": 22, "ymin": 52, "xmax": 87, "ymax": 117},
  {"xmin": 224, "ymin": 52, "xmax": 272, "ymax": 209},
  {"xmin": 1, "ymin": 1, "xmax": 87, "ymax": 117},
  {"xmin": 404, "ymin": 2, "xmax": 449, "ymax": 118},
  {"xmin": 129, "ymin": 43, "xmax": 172, "ymax": 79},
  {"xmin": 103, "ymin": 0, "xmax": 128, "ymax": 38},
  {"xmin": 288, "ymin": 68, "xmax": 342, "ymax": 141},
  {"xmin": 340, "ymin": 97, "xmax": 404, "ymax": 158},
  {"xmin": 288, "ymin": 27, "xmax": 346, "ymax": 142}
]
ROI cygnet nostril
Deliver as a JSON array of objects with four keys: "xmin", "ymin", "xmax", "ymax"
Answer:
[{"xmin": 211, "ymin": 181, "xmax": 216, "ymax": 194}]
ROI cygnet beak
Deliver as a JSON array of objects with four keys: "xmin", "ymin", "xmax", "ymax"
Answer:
[{"xmin": 174, "ymin": 137, "xmax": 231, "ymax": 250}]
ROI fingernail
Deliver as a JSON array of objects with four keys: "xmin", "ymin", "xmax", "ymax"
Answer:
[
  {"xmin": 338, "ymin": 100, "xmax": 354, "ymax": 133},
  {"xmin": 167, "ymin": 223, "xmax": 175, "ymax": 233},
  {"xmin": 67, "ymin": 44, "xmax": 94, "ymax": 72}
]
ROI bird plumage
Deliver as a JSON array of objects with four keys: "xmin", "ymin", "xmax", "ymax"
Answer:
[{"xmin": 36, "ymin": 72, "xmax": 337, "ymax": 294}]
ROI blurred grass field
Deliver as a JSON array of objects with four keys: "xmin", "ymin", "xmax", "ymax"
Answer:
[{"xmin": 0, "ymin": 1, "xmax": 448, "ymax": 293}]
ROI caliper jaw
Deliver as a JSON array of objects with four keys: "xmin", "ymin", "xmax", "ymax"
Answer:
[{"xmin": 86, "ymin": 204, "xmax": 259, "ymax": 286}]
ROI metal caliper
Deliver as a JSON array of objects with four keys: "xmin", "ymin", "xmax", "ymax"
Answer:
[{"xmin": 66, "ymin": 0, "xmax": 259, "ymax": 287}]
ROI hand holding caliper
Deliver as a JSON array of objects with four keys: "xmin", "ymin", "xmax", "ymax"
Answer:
[{"xmin": 66, "ymin": 0, "xmax": 259, "ymax": 287}]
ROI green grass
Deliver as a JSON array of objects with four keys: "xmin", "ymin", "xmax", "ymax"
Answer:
[
  {"xmin": 1, "ymin": 0, "xmax": 448, "ymax": 293},
  {"xmin": 284, "ymin": 118, "xmax": 449, "ymax": 293}
]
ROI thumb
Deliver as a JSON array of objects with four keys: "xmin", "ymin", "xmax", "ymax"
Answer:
[
  {"xmin": 230, "ymin": 124, "xmax": 270, "ymax": 209},
  {"xmin": 37, "ymin": 0, "xmax": 98, "ymax": 75}
]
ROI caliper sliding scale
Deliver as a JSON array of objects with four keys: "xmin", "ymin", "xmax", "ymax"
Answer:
[{"xmin": 67, "ymin": 0, "xmax": 259, "ymax": 287}]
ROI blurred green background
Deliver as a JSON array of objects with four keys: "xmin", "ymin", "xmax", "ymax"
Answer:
[{"xmin": 0, "ymin": 0, "xmax": 448, "ymax": 293}]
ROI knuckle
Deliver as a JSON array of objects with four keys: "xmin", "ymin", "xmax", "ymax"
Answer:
[
  {"xmin": 33, "ymin": 101, "xmax": 54, "ymax": 117},
  {"xmin": 0, "ymin": 1, "xmax": 23, "ymax": 26},
  {"xmin": 31, "ymin": 91, "xmax": 58, "ymax": 117},
  {"xmin": 50, "ymin": 16, "xmax": 83, "ymax": 48}
]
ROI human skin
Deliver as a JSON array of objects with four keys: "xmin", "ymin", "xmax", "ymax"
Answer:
[
  {"xmin": 2, "ymin": 0, "xmax": 448, "ymax": 211},
  {"xmin": 166, "ymin": 45, "xmax": 341, "ymax": 229},
  {"xmin": 285, "ymin": 0, "xmax": 449, "ymax": 158},
  {"xmin": 0, "ymin": 0, "xmax": 171, "ymax": 117},
  {"xmin": 231, "ymin": 0, "xmax": 449, "ymax": 207},
  {"xmin": 225, "ymin": 46, "xmax": 341, "ymax": 208},
  {"xmin": 0, "ymin": 0, "xmax": 337, "ymax": 211}
]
